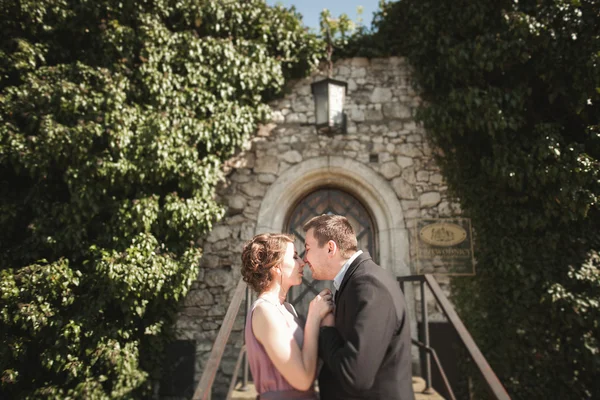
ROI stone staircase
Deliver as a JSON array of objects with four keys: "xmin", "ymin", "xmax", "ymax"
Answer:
[{"xmin": 230, "ymin": 376, "xmax": 444, "ymax": 399}]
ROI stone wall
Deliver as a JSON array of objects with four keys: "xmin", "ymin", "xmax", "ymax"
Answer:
[{"xmin": 168, "ymin": 57, "xmax": 462, "ymax": 399}]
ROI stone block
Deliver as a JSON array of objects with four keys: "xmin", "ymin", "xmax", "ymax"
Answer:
[
  {"xmin": 212, "ymin": 240, "xmax": 230, "ymax": 251},
  {"xmin": 383, "ymin": 103, "xmax": 411, "ymax": 119},
  {"xmin": 240, "ymin": 222, "xmax": 255, "ymax": 240},
  {"xmin": 438, "ymin": 201, "xmax": 451, "ymax": 216},
  {"xmin": 196, "ymin": 341, "xmax": 213, "ymax": 352},
  {"xmin": 419, "ymin": 192, "xmax": 441, "ymax": 208},
  {"xmin": 398, "ymin": 144, "xmax": 422, "ymax": 158},
  {"xmin": 391, "ymin": 177, "xmax": 416, "ymax": 199},
  {"xmin": 336, "ymin": 65, "xmax": 351, "ymax": 77},
  {"xmin": 389, "ymin": 56, "xmax": 406, "ymax": 67},
  {"xmin": 257, "ymin": 173, "xmax": 276, "ymax": 184},
  {"xmin": 372, "ymin": 143, "xmax": 386, "ymax": 153},
  {"xmin": 365, "ymin": 109, "xmax": 384, "ymax": 121},
  {"xmin": 430, "ymin": 173, "xmax": 444, "ymax": 184},
  {"xmin": 351, "ymin": 67, "xmax": 367, "ymax": 78},
  {"xmin": 389, "ymin": 120, "xmax": 404, "ymax": 131},
  {"xmin": 349, "ymin": 108, "xmax": 365, "ymax": 122},
  {"xmin": 345, "ymin": 140, "xmax": 361, "ymax": 151},
  {"xmin": 379, "ymin": 152, "xmax": 393, "ymax": 163},
  {"xmin": 416, "ymin": 171, "xmax": 429, "ymax": 182},
  {"xmin": 205, "ymin": 268, "xmax": 233, "ymax": 288},
  {"xmin": 397, "ymin": 156, "xmax": 414, "ymax": 168},
  {"xmin": 184, "ymin": 289, "xmax": 214, "ymax": 307},
  {"xmin": 407, "ymin": 134, "xmax": 422, "ymax": 143},
  {"xmin": 230, "ymin": 173, "xmax": 251, "ymax": 183},
  {"xmin": 240, "ymin": 182, "xmax": 267, "ymax": 198},
  {"xmin": 348, "ymin": 79, "xmax": 358, "ymax": 91},
  {"xmin": 297, "ymin": 84, "xmax": 311, "ymax": 96},
  {"xmin": 281, "ymin": 150, "xmax": 303, "ymax": 164},
  {"xmin": 206, "ymin": 226, "xmax": 231, "ymax": 243},
  {"xmin": 232, "ymin": 315, "xmax": 245, "ymax": 332},
  {"xmin": 401, "ymin": 200, "xmax": 420, "ymax": 210},
  {"xmin": 278, "ymin": 160, "xmax": 293, "ymax": 174},
  {"xmin": 226, "ymin": 214, "xmax": 246, "ymax": 226},
  {"xmin": 243, "ymin": 209, "xmax": 258, "ymax": 220},
  {"xmin": 351, "ymin": 58, "xmax": 370, "ymax": 67},
  {"xmin": 380, "ymin": 162, "xmax": 402, "ymax": 179},
  {"xmin": 220, "ymin": 358, "xmax": 238, "ymax": 376},
  {"xmin": 422, "ymin": 141, "xmax": 433, "ymax": 157},
  {"xmin": 285, "ymin": 112, "xmax": 307, "ymax": 124},
  {"xmin": 292, "ymin": 97, "xmax": 312, "ymax": 113},
  {"xmin": 401, "ymin": 167, "xmax": 417, "ymax": 184},
  {"xmin": 248, "ymin": 199, "xmax": 262, "ymax": 208},
  {"xmin": 404, "ymin": 208, "xmax": 421, "ymax": 219},
  {"xmin": 207, "ymin": 304, "xmax": 227, "ymax": 317},
  {"xmin": 201, "ymin": 321, "xmax": 219, "ymax": 330},
  {"xmin": 254, "ymin": 155, "xmax": 279, "ymax": 174},
  {"xmin": 199, "ymin": 254, "xmax": 219, "ymax": 268},
  {"xmin": 403, "ymin": 121, "xmax": 418, "ymax": 131},
  {"xmin": 370, "ymin": 87, "xmax": 393, "ymax": 103}
]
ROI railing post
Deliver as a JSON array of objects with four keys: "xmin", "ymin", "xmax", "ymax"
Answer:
[
  {"xmin": 241, "ymin": 285, "xmax": 251, "ymax": 390},
  {"xmin": 421, "ymin": 280, "xmax": 433, "ymax": 394},
  {"xmin": 423, "ymin": 275, "xmax": 511, "ymax": 400},
  {"xmin": 192, "ymin": 279, "xmax": 247, "ymax": 400},
  {"xmin": 399, "ymin": 275, "xmax": 511, "ymax": 400},
  {"xmin": 226, "ymin": 346, "xmax": 247, "ymax": 399}
]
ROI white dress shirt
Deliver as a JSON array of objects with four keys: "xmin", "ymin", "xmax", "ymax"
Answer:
[{"xmin": 333, "ymin": 250, "xmax": 363, "ymax": 291}]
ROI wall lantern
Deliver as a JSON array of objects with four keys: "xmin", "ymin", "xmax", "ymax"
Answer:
[{"xmin": 311, "ymin": 78, "xmax": 348, "ymax": 134}]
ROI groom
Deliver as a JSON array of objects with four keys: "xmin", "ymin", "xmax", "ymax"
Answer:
[{"xmin": 303, "ymin": 214, "xmax": 414, "ymax": 400}]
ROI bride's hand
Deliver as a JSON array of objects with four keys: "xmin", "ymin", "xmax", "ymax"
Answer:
[
  {"xmin": 309, "ymin": 288, "xmax": 334, "ymax": 320},
  {"xmin": 321, "ymin": 311, "xmax": 334, "ymax": 327}
]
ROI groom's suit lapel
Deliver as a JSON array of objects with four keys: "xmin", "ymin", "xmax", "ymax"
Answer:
[{"xmin": 334, "ymin": 252, "xmax": 372, "ymax": 304}]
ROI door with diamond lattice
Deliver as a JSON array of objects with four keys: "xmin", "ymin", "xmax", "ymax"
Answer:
[{"xmin": 285, "ymin": 188, "xmax": 377, "ymax": 318}]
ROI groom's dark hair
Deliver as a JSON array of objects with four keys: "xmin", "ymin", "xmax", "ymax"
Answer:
[{"xmin": 303, "ymin": 214, "xmax": 358, "ymax": 259}]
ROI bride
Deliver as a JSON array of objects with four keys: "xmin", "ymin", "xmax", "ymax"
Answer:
[{"xmin": 241, "ymin": 233, "xmax": 333, "ymax": 399}]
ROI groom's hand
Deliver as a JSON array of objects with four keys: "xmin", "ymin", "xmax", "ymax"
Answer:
[{"xmin": 321, "ymin": 311, "xmax": 334, "ymax": 327}]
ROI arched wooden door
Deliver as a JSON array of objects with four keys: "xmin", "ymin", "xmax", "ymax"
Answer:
[{"xmin": 285, "ymin": 188, "xmax": 377, "ymax": 317}]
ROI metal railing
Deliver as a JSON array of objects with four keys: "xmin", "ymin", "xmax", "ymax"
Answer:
[
  {"xmin": 411, "ymin": 338, "xmax": 456, "ymax": 400},
  {"xmin": 192, "ymin": 274, "xmax": 510, "ymax": 400},
  {"xmin": 399, "ymin": 274, "xmax": 511, "ymax": 400}
]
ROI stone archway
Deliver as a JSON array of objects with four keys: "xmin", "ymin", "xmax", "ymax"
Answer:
[{"xmin": 255, "ymin": 156, "xmax": 411, "ymax": 277}]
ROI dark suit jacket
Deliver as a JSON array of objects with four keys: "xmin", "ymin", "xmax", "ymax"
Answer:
[{"xmin": 318, "ymin": 252, "xmax": 414, "ymax": 400}]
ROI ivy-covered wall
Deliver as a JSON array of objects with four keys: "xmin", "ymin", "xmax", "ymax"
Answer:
[
  {"xmin": 360, "ymin": 0, "xmax": 600, "ymax": 398},
  {"xmin": 0, "ymin": 1, "xmax": 322, "ymax": 398}
]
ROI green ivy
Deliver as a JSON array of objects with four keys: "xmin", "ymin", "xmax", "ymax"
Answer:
[
  {"xmin": 0, "ymin": 0, "xmax": 323, "ymax": 398},
  {"xmin": 349, "ymin": 0, "xmax": 600, "ymax": 398}
]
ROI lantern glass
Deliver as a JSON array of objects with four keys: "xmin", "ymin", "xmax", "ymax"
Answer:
[
  {"xmin": 311, "ymin": 78, "xmax": 347, "ymax": 134},
  {"xmin": 312, "ymin": 82, "xmax": 328, "ymax": 126},
  {"xmin": 328, "ymin": 83, "xmax": 345, "ymax": 127}
]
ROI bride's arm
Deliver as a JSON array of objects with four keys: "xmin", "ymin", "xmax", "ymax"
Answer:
[{"xmin": 252, "ymin": 289, "xmax": 332, "ymax": 390}]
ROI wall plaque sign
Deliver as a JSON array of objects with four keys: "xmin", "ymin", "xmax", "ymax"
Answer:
[{"xmin": 414, "ymin": 218, "xmax": 475, "ymax": 275}]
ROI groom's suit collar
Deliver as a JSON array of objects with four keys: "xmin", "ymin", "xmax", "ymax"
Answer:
[
  {"xmin": 333, "ymin": 250, "xmax": 363, "ymax": 291},
  {"xmin": 334, "ymin": 251, "xmax": 372, "ymax": 303}
]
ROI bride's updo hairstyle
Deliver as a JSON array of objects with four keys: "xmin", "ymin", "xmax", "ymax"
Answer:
[{"xmin": 241, "ymin": 233, "xmax": 295, "ymax": 293}]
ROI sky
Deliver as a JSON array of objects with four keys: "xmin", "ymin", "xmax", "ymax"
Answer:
[{"xmin": 265, "ymin": 0, "xmax": 382, "ymax": 33}]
